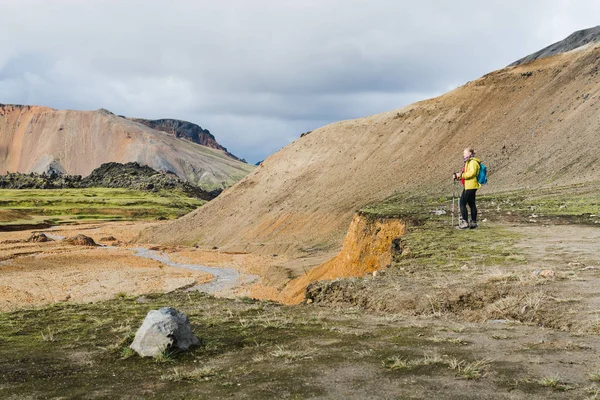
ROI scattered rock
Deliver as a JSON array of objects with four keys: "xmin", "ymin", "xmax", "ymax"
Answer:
[
  {"xmin": 100, "ymin": 236, "xmax": 117, "ymax": 242},
  {"xmin": 567, "ymin": 262, "xmax": 585, "ymax": 268},
  {"xmin": 0, "ymin": 161, "xmax": 219, "ymax": 200},
  {"xmin": 391, "ymin": 238, "xmax": 402, "ymax": 257},
  {"xmin": 65, "ymin": 234, "xmax": 97, "ymax": 246},
  {"xmin": 130, "ymin": 307, "xmax": 200, "ymax": 357},
  {"xmin": 532, "ymin": 269, "xmax": 554, "ymax": 278},
  {"xmin": 431, "ymin": 210, "xmax": 446, "ymax": 215},
  {"xmin": 539, "ymin": 270, "xmax": 555, "ymax": 278},
  {"xmin": 26, "ymin": 232, "xmax": 53, "ymax": 243}
]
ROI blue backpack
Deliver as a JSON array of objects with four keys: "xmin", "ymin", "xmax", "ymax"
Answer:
[{"xmin": 477, "ymin": 162, "xmax": 488, "ymax": 185}]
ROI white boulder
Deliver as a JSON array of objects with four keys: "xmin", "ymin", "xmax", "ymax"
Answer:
[{"xmin": 130, "ymin": 307, "xmax": 200, "ymax": 357}]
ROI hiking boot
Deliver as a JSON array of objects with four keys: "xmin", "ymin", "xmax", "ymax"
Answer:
[
  {"xmin": 458, "ymin": 220, "xmax": 469, "ymax": 229},
  {"xmin": 469, "ymin": 221, "xmax": 478, "ymax": 229}
]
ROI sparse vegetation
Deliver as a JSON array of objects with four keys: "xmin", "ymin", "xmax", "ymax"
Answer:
[
  {"xmin": 307, "ymin": 184, "xmax": 600, "ymax": 334},
  {"xmin": 382, "ymin": 356, "xmax": 413, "ymax": 370},
  {"xmin": 383, "ymin": 353, "xmax": 488, "ymax": 380},
  {"xmin": 539, "ymin": 375, "xmax": 571, "ymax": 391},
  {"xmin": 154, "ymin": 350, "xmax": 178, "ymax": 364},
  {"xmin": 40, "ymin": 327, "xmax": 56, "ymax": 342},
  {"xmin": 383, "ymin": 354, "xmax": 445, "ymax": 370},
  {"xmin": 269, "ymin": 345, "xmax": 315, "ymax": 362},
  {"xmin": 448, "ymin": 358, "xmax": 490, "ymax": 380},
  {"xmin": 6, "ymin": 290, "xmax": 587, "ymax": 399},
  {"xmin": 160, "ymin": 366, "xmax": 217, "ymax": 382}
]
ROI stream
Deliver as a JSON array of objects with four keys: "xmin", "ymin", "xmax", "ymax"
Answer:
[
  {"xmin": 130, "ymin": 247, "xmax": 254, "ymax": 294},
  {"xmin": 41, "ymin": 231, "xmax": 255, "ymax": 294}
]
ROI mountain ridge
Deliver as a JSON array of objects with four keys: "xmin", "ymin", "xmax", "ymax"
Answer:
[
  {"xmin": 510, "ymin": 25, "xmax": 600, "ymax": 66},
  {"xmin": 128, "ymin": 118, "xmax": 244, "ymax": 162},
  {"xmin": 0, "ymin": 104, "xmax": 254, "ymax": 190}
]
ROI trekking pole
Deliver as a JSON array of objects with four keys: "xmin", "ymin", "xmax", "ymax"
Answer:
[{"xmin": 451, "ymin": 179, "xmax": 455, "ymax": 228}]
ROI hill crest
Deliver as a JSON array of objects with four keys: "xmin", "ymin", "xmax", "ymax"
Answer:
[
  {"xmin": 510, "ymin": 25, "xmax": 600, "ymax": 66},
  {"xmin": 138, "ymin": 34, "xmax": 600, "ymax": 255}
]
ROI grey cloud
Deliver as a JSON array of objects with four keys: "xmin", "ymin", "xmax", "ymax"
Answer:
[{"xmin": 1, "ymin": 0, "xmax": 600, "ymax": 163}]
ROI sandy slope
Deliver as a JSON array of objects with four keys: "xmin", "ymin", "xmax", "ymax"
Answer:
[
  {"xmin": 140, "ymin": 44, "xmax": 600, "ymax": 256},
  {"xmin": 0, "ymin": 105, "xmax": 254, "ymax": 188}
]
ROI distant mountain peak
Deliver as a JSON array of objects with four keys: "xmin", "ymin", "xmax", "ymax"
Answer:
[
  {"xmin": 96, "ymin": 108, "xmax": 115, "ymax": 115},
  {"xmin": 129, "ymin": 118, "xmax": 244, "ymax": 162},
  {"xmin": 510, "ymin": 25, "xmax": 600, "ymax": 66}
]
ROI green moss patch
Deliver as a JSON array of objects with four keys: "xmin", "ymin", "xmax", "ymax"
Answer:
[{"xmin": 0, "ymin": 188, "xmax": 204, "ymax": 226}]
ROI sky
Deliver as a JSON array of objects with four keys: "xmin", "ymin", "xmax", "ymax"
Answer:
[{"xmin": 1, "ymin": 1, "xmax": 599, "ymax": 163}]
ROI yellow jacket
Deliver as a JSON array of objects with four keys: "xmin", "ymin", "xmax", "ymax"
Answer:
[{"xmin": 462, "ymin": 157, "xmax": 481, "ymax": 190}]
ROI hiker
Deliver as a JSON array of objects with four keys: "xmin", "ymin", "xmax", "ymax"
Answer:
[{"xmin": 453, "ymin": 148, "xmax": 481, "ymax": 229}]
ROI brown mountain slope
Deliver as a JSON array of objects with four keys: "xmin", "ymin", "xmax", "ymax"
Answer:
[
  {"xmin": 138, "ymin": 43, "xmax": 600, "ymax": 255},
  {"xmin": 0, "ymin": 106, "xmax": 254, "ymax": 190}
]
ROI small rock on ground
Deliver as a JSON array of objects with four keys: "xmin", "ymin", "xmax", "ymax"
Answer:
[
  {"xmin": 27, "ymin": 232, "xmax": 53, "ymax": 243},
  {"xmin": 65, "ymin": 234, "xmax": 97, "ymax": 246},
  {"xmin": 100, "ymin": 236, "xmax": 117, "ymax": 242}
]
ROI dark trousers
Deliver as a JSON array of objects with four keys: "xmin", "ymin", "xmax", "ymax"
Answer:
[{"xmin": 460, "ymin": 189, "xmax": 477, "ymax": 223}]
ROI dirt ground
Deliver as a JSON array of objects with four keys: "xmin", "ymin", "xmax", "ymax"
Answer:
[
  {"xmin": 0, "ymin": 220, "xmax": 328, "ymax": 311},
  {"xmin": 2, "ymin": 217, "xmax": 600, "ymax": 398},
  {"xmin": 2, "ymin": 287, "xmax": 600, "ymax": 399},
  {"xmin": 0, "ymin": 221, "xmax": 213, "ymax": 311}
]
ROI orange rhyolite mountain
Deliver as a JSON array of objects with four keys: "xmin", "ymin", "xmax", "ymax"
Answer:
[{"xmin": 0, "ymin": 106, "xmax": 254, "ymax": 189}]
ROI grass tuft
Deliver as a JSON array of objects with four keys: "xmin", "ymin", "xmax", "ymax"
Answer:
[
  {"xmin": 448, "ymin": 358, "xmax": 490, "ymax": 380},
  {"xmin": 383, "ymin": 356, "xmax": 413, "ymax": 370},
  {"xmin": 539, "ymin": 375, "xmax": 571, "ymax": 391},
  {"xmin": 383, "ymin": 354, "xmax": 446, "ymax": 371},
  {"xmin": 269, "ymin": 345, "xmax": 315, "ymax": 362},
  {"xmin": 154, "ymin": 350, "xmax": 178, "ymax": 364},
  {"xmin": 160, "ymin": 367, "xmax": 217, "ymax": 382},
  {"xmin": 40, "ymin": 327, "xmax": 56, "ymax": 342}
]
